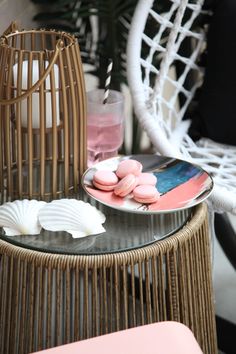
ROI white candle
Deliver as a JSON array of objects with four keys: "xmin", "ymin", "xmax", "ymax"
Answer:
[{"xmin": 13, "ymin": 60, "xmax": 60, "ymax": 129}]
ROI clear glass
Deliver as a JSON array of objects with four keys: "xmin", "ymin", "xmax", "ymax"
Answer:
[
  {"xmin": 0, "ymin": 190, "xmax": 191, "ymax": 255},
  {"xmin": 87, "ymin": 89, "xmax": 124, "ymax": 167}
]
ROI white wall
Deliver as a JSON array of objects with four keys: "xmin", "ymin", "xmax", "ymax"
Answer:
[{"xmin": 0, "ymin": 0, "xmax": 38, "ymax": 33}]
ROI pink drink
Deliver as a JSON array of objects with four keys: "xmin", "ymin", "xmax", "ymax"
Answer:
[
  {"xmin": 87, "ymin": 114, "xmax": 123, "ymax": 166},
  {"xmin": 87, "ymin": 89, "xmax": 124, "ymax": 166}
]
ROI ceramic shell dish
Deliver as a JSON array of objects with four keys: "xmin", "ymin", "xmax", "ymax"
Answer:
[
  {"xmin": 0, "ymin": 199, "xmax": 46, "ymax": 236},
  {"xmin": 38, "ymin": 199, "xmax": 106, "ymax": 238}
]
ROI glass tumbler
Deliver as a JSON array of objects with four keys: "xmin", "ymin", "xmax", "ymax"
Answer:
[{"xmin": 87, "ymin": 89, "xmax": 124, "ymax": 167}]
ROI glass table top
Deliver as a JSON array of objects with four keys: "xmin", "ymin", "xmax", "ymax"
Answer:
[{"xmin": 0, "ymin": 192, "xmax": 192, "ymax": 255}]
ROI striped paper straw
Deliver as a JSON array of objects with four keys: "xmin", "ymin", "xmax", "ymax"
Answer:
[{"xmin": 103, "ymin": 58, "xmax": 113, "ymax": 104}]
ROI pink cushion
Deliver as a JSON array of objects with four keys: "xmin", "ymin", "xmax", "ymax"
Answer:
[{"xmin": 32, "ymin": 321, "xmax": 203, "ymax": 354}]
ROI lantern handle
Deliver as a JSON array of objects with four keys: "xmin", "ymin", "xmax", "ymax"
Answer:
[
  {"xmin": 2, "ymin": 21, "xmax": 19, "ymax": 36},
  {"xmin": 0, "ymin": 39, "xmax": 64, "ymax": 106}
]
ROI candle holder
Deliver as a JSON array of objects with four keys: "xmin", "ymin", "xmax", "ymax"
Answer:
[{"xmin": 0, "ymin": 22, "xmax": 87, "ymax": 202}]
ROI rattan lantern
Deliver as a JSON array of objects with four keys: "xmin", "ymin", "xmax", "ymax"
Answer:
[{"xmin": 0, "ymin": 22, "xmax": 87, "ymax": 202}]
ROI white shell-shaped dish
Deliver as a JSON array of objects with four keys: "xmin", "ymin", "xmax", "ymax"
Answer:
[
  {"xmin": 38, "ymin": 199, "xmax": 106, "ymax": 238},
  {"xmin": 0, "ymin": 199, "xmax": 46, "ymax": 236}
]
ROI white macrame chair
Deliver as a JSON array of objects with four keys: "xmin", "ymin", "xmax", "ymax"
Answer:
[{"xmin": 127, "ymin": 0, "xmax": 236, "ymax": 215}]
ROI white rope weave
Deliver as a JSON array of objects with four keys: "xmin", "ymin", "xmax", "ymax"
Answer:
[{"xmin": 127, "ymin": 0, "xmax": 236, "ymax": 215}]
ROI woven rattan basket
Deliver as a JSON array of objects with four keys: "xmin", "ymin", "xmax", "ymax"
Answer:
[{"xmin": 0, "ymin": 22, "xmax": 87, "ymax": 202}]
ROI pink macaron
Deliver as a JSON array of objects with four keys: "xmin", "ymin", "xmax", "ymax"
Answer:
[
  {"xmin": 93, "ymin": 170, "xmax": 119, "ymax": 191},
  {"xmin": 133, "ymin": 185, "xmax": 160, "ymax": 204},
  {"xmin": 137, "ymin": 173, "xmax": 157, "ymax": 186},
  {"xmin": 116, "ymin": 159, "xmax": 142, "ymax": 179},
  {"xmin": 114, "ymin": 174, "xmax": 138, "ymax": 197}
]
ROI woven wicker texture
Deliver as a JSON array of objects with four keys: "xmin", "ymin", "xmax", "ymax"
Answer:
[
  {"xmin": 0, "ymin": 203, "xmax": 217, "ymax": 354},
  {"xmin": 127, "ymin": 0, "xmax": 236, "ymax": 214},
  {"xmin": 0, "ymin": 22, "xmax": 87, "ymax": 202}
]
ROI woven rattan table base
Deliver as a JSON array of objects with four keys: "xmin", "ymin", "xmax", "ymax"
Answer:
[{"xmin": 0, "ymin": 203, "xmax": 217, "ymax": 354}]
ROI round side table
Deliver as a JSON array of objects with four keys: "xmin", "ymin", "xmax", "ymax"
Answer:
[{"xmin": 0, "ymin": 203, "xmax": 217, "ymax": 354}]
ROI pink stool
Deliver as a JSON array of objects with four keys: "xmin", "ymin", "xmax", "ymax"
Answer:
[{"xmin": 32, "ymin": 322, "xmax": 203, "ymax": 354}]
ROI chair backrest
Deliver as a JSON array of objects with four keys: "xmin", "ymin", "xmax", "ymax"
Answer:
[{"xmin": 127, "ymin": 0, "xmax": 206, "ymax": 155}]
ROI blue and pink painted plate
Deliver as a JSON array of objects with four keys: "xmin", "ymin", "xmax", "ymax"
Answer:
[{"xmin": 82, "ymin": 155, "xmax": 214, "ymax": 214}]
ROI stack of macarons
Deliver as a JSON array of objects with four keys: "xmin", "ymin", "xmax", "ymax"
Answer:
[{"xmin": 92, "ymin": 159, "xmax": 160, "ymax": 204}]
